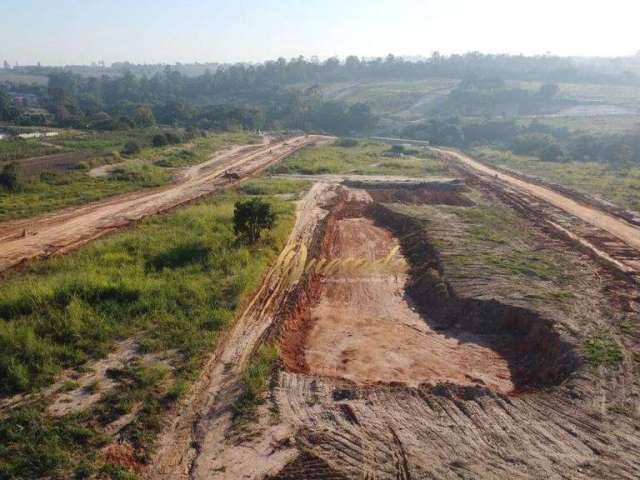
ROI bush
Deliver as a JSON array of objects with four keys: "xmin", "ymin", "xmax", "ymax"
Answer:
[
  {"xmin": 164, "ymin": 132, "xmax": 182, "ymax": 145},
  {"xmin": 0, "ymin": 162, "xmax": 23, "ymax": 192},
  {"xmin": 540, "ymin": 143, "xmax": 566, "ymax": 162},
  {"xmin": 122, "ymin": 141, "xmax": 141, "ymax": 155},
  {"xmin": 336, "ymin": 138, "xmax": 359, "ymax": 147},
  {"xmin": 233, "ymin": 198, "xmax": 276, "ymax": 243},
  {"xmin": 184, "ymin": 127, "xmax": 203, "ymax": 140},
  {"xmin": 152, "ymin": 134, "xmax": 168, "ymax": 147}
]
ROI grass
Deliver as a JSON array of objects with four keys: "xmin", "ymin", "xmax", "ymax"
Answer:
[
  {"xmin": 0, "ymin": 139, "xmax": 65, "ymax": 162},
  {"xmin": 0, "ymin": 131, "xmax": 258, "ymax": 221},
  {"xmin": 584, "ymin": 336, "xmax": 624, "ymax": 368},
  {"xmin": 474, "ymin": 147, "xmax": 640, "ymax": 211},
  {"xmin": 0, "ymin": 168, "xmax": 168, "ymax": 221},
  {"xmin": 238, "ymin": 177, "xmax": 312, "ymax": 196},
  {"xmin": 320, "ymin": 79, "xmax": 457, "ymax": 118},
  {"xmin": 0, "ymin": 177, "xmax": 305, "ymax": 478},
  {"xmin": 391, "ymin": 197, "xmax": 572, "ymax": 299},
  {"xmin": 0, "ymin": 406, "xmax": 109, "ymax": 480},
  {"xmin": 232, "ymin": 344, "xmax": 279, "ymax": 423},
  {"xmin": 0, "ymin": 190, "xmax": 296, "ymax": 397},
  {"xmin": 270, "ymin": 142, "xmax": 449, "ymax": 177}
]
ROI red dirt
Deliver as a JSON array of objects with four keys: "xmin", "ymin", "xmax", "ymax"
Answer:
[{"xmin": 301, "ymin": 215, "xmax": 514, "ymax": 392}]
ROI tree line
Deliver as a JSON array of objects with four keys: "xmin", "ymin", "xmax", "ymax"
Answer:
[
  {"xmin": 402, "ymin": 118, "xmax": 640, "ymax": 167},
  {"xmin": 1, "ymin": 67, "xmax": 377, "ymax": 136}
]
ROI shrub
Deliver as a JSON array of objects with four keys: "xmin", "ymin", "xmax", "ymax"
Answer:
[
  {"xmin": 233, "ymin": 198, "xmax": 276, "ymax": 243},
  {"xmin": 164, "ymin": 132, "xmax": 182, "ymax": 145},
  {"xmin": 152, "ymin": 134, "xmax": 168, "ymax": 147},
  {"xmin": 122, "ymin": 141, "xmax": 141, "ymax": 155},
  {"xmin": 0, "ymin": 162, "xmax": 23, "ymax": 192},
  {"xmin": 336, "ymin": 138, "xmax": 359, "ymax": 147}
]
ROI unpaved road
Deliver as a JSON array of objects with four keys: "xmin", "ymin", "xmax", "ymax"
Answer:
[
  {"xmin": 433, "ymin": 147, "xmax": 640, "ymax": 251},
  {"xmin": 0, "ymin": 135, "xmax": 329, "ymax": 273}
]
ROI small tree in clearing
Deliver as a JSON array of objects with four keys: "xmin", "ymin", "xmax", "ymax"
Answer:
[{"xmin": 233, "ymin": 198, "xmax": 276, "ymax": 244}]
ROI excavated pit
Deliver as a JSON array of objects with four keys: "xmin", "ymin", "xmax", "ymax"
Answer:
[{"xmin": 278, "ymin": 185, "xmax": 578, "ymax": 394}]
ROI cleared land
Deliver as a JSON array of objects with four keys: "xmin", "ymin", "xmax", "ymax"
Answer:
[
  {"xmin": 1, "ymin": 139, "xmax": 639, "ymax": 479},
  {"xmin": 0, "ymin": 131, "xmax": 257, "ymax": 221},
  {"xmin": 146, "ymin": 171, "xmax": 638, "ymax": 479}
]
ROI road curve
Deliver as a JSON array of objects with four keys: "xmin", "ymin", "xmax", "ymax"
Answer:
[
  {"xmin": 434, "ymin": 148, "xmax": 640, "ymax": 252},
  {"xmin": 0, "ymin": 135, "xmax": 331, "ymax": 273}
]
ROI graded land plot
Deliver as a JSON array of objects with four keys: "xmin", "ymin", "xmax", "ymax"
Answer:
[
  {"xmin": 0, "ymin": 177, "xmax": 309, "ymax": 479},
  {"xmin": 269, "ymin": 181, "xmax": 638, "ymax": 479}
]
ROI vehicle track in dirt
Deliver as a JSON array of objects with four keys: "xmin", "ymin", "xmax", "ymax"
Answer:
[
  {"xmin": 432, "ymin": 147, "xmax": 640, "ymax": 280},
  {"xmin": 0, "ymin": 135, "xmax": 331, "ymax": 274}
]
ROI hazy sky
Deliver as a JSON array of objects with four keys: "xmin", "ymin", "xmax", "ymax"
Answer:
[{"xmin": 2, "ymin": 0, "xmax": 639, "ymax": 65}]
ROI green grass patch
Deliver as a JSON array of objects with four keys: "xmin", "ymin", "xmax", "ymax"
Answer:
[
  {"xmin": 0, "ymin": 177, "xmax": 307, "ymax": 478},
  {"xmin": 584, "ymin": 336, "xmax": 624, "ymax": 367},
  {"xmin": 232, "ymin": 344, "xmax": 279, "ymax": 423},
  {"xmin": 270, "ymin": 143, "xmax": 448, "ymax": 177},
  {"xmin": 0, "ymin": 139, "xmax": 65, "ymax": 162},
  {"xmin": 238, "ymin": 177, "xmax": 311, "ymax": 196},
  {"xmin": 0, "ymin": 406, "xmax": 108, "ymax": 480}
]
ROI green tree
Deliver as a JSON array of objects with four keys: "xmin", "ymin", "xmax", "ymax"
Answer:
[
  {"xmin": 233, "ymin": 198, "xmax": 276, "ymax": 244},
  {"xmin": 0, "ymin": 89, "xmax": 19, "ymax": 122},
  {"xmin": 134, "ymin": 105, "xmax": 156, "ymax": 127}
]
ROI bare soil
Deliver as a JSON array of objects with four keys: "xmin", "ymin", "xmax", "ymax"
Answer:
[{"xmin": 300, "ymin": 214, "xmax": 514, "ymax": 392}]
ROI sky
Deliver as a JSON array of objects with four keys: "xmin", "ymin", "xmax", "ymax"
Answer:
[{"xmin": 1, "ymin": 0, "xmax": 639, "ymax": 66}]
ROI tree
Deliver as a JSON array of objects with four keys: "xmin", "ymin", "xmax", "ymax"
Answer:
[
  {"xmin": 0, "ymin": 89, "xmax": 19, "ymax": 122},
  {"xmin": 233, "ymin": 198, "xmax": 276, "ymax": 244},
  {"xmin": 538, "ymin": 83, "xmax": 559, "ymax": 100},
  {"xmin": 134, "ymin": 105, "xmax": 156, "ymax": 127},
  {"xmin": 164, "ymin": 132, "xmax": 182, "ymax": 145}
]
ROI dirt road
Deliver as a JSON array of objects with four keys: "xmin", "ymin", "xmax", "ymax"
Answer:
[
  {"xmin": 433, "ymin": 148, "xmax": 640, "ymax": 251},
  {"xmin": 0, "ymin": 135, "xmax": 329, "ymax": 273}
]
